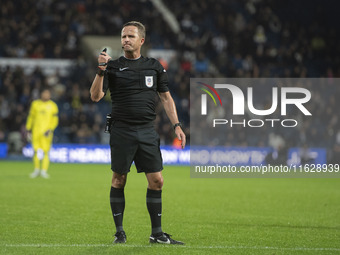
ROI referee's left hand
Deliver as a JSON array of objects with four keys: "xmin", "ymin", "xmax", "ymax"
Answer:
[{"xmin": 175, "ymin": 127, "xmax": 186, "ymax": 149}]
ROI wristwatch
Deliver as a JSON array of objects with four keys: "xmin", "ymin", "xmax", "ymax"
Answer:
[
  {"xmin": 97, "ymin": 68, "xmax": 106, "ymax": 77},
  {"xmin": 173, "ymin": 122, "xmax": 182, "ymax": 130}
]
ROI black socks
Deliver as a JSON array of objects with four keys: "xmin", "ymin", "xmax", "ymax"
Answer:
[
  {"xmin": 146, "ymin": 189, "xmax": 162, "ymax": 235},
  {"xmin": 110, "ymin": 187, "xmax": 163, "ymax": 235},
  {"xmin": 110, "ymin": 187, "xmax": 125, "ymax": 232}
]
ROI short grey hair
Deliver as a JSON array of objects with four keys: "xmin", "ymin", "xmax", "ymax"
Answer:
[{"xmin": 123, "ymin": 21, "xmax": 146, "ymax": 38}]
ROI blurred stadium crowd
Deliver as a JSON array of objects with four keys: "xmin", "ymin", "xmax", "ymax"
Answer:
[{"xmin": 0, "ymin": 0, "xmax": 339, "ymax": 162}]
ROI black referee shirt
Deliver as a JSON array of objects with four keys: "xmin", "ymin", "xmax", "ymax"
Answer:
[{"xmin": 103, "ymin": 56, "xmax": 169, "ymax": 125}]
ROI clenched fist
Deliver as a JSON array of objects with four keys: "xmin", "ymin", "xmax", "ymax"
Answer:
[{"xmin": 98, "ymin": 49, "xmax": 112, "ymax": 70}]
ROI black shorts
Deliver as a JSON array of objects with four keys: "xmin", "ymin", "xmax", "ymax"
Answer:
[{"xmin": 110, "ymin": 121, "xmax": 163, "ymax": 174}]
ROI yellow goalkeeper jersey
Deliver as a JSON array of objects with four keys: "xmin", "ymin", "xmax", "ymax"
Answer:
[{"xmin": 26, "ymin": 99, "xmax": 59, "ymax": 136}]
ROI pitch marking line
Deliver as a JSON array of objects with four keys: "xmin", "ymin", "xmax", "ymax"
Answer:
[{"xmin": 2, "ymin": 244, "xmax": 340, "ymax": 251}]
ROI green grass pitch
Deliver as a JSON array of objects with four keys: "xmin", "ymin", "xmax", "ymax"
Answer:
[{"xmin": 0, "ymin": 161, "xmax": 339, "ymax": 255}]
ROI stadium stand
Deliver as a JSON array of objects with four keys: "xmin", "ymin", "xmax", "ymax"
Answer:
[{"xmin": 0, "ymin": 0, "xmax": 339, "ymax": 163}]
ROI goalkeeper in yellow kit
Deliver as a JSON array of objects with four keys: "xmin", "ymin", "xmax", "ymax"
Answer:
[{"xmin": 26, "ymin": 88, "xmax": 59, "ymax": 178}]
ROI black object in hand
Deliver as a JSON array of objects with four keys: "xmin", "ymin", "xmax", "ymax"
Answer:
[
  {"xmin": 99, "ymin": 48, "xmax": 108, "ymax": 66},
  {"xmin": 100, "ymin": 48, "xmax": 107, "ymax": 56}
]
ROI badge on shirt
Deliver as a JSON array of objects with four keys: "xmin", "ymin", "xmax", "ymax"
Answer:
[{"xmin": 145, "ymin": 76, "xmax": 153, "ymax": 87}]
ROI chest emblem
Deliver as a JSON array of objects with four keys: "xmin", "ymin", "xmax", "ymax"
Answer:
[{"xmin": 145, "ymin": 76, "xmax": 153, "ymax": 88}]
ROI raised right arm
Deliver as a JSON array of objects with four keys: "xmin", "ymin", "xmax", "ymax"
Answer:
[{"xmin": 90, "ymin": 75, "xmax": 105, "ymax": 102}]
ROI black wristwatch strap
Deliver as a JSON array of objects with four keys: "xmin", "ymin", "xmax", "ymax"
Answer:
[
  {"xmin": 173, "ymin": 122, "xmax": 182, "ymax": 130},
  {"xmin": 97, "ymin": 68, "xmax": 106, "ymax": 77}
]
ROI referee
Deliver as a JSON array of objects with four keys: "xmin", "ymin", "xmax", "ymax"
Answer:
[{"xmin": 90, "ymin": 21, "xmax": 186, "ymax": 245}]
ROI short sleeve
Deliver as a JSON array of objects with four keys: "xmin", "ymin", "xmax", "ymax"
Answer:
[
  {"xmin": 102, "ymin": 72, "xmax": 109, "ymax": 95},
  {"xmin": 53, "ymin": 102, "xmax": 59, "ymax": 114},
  {"xmin": 157, "ymin": 62, "xmax": 169, "ymax": 93}
]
